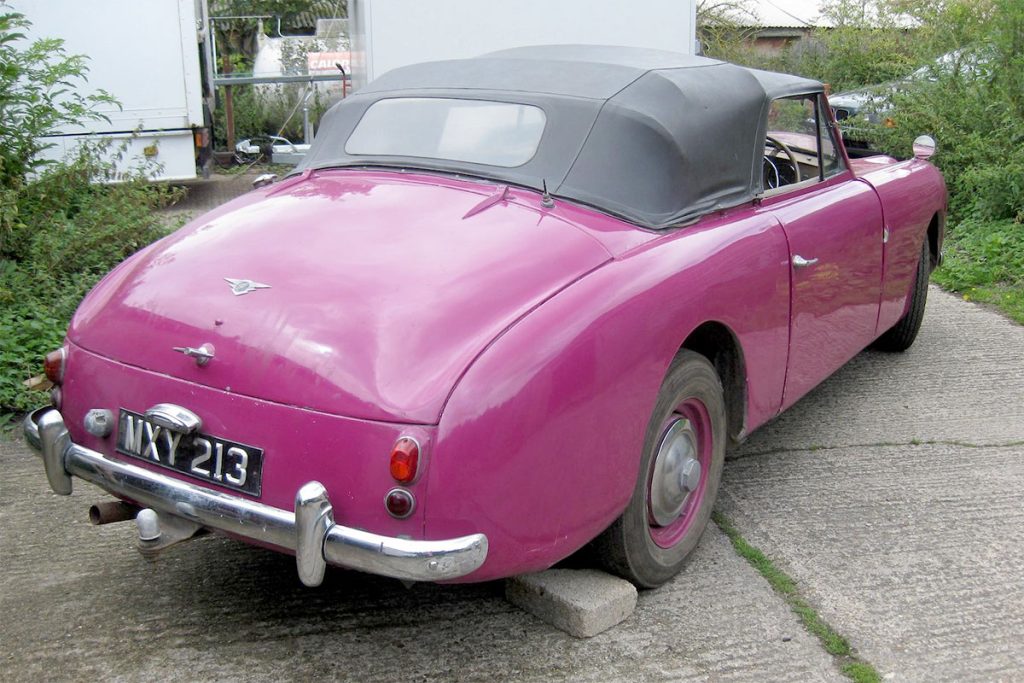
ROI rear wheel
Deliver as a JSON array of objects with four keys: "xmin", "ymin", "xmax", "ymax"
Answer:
[
  {"xmin": 873, "ymin": 238, "xmax": 930, "ymax": 352},
  {"xmin": 595, "ymin": 350, "xmax": 726, "ymax": 588}
]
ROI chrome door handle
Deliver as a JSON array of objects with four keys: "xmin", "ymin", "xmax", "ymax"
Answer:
[{"xmin": 792, "ymin": 255, "xmax": 819, "ymax": 268}]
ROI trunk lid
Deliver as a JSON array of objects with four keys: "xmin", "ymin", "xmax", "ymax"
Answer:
[{"xmin": 69, "ymin": 170, "xmax": 612, "ymax": 423}]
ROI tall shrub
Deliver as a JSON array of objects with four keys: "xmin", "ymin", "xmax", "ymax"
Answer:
[
  {"xmin": 0, "ymin": 5, "xmax": 180, "ymax": 415},
  {"xmin": 874, "ymin": 0, "xmax": 1024, "ymax": 222}
]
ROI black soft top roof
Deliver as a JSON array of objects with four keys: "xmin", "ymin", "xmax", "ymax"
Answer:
[{"xmin": 297, "ymin": 45, "xmax": 824, "ymax": 228}]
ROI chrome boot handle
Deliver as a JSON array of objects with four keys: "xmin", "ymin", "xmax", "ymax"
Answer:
[{"xmin": 792, "ymin": 254, "xmax": 819, "ymax": 268}]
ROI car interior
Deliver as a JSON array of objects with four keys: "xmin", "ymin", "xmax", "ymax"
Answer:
[{"xmin": 762, "ymin": 93, "xmax": 845, "ymax": 192}]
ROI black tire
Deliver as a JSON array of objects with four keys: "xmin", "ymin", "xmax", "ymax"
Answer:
[
  {"xmin": 595, "ymin": 350, "xmax": 726, "ymax": 588},
  {"xmin": 873, "ymin": 238, "xmax": 930, "ymax": 352}
]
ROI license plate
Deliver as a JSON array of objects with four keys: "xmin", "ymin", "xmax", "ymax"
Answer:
[{"xmin": 116, "ymin": 409, "xmax": 263, "ymax": 496}]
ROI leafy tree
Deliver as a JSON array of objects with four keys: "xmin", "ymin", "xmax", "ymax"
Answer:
[
  {"xmin": 0, "ymin": 8, "xmax": 184, "ymax": 415},
  {"xmin": 697, "ymin": 0, "xmax": 757, "ymax": 31},
  {"xmin": 0, "ymin": 4, "xmax": 118, "ymax": 257},
  {"xmin": 876, "ymin": 0, "xmax": 1024, "ymax": 221},
  {"xmin": 696, "ymin": 0, "xmax": 758, "ymax": 61}
]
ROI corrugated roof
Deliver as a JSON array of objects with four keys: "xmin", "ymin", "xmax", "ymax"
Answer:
[
  {"xmin": 744, "ymin": 0, "xmax": 830, "ymax": 29},
  {"xmin": 292, "ymin": 0, "xmax": 346, "ymax": 31},
  {"xmin": 209, "ymin": 0, "xmax": 345, "ymax": 31},
  {"xmin": 740, "ymin": 0, "xmax": 915, "ymax": 30}
]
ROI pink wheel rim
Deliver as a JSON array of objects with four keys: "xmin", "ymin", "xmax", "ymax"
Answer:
[{"xmin": 647, "ymin": 398, "xmax": 713, "ymax": 549}]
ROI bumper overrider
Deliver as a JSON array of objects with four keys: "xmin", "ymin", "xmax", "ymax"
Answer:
[{"xmin": 23, "ymin": 407, "xmax": 488, "ymax": 586}]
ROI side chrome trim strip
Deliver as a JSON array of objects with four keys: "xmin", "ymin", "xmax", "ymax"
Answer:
[{"xmin": 23, "ymin": 408, "xmax": 488, "ymax": 585}]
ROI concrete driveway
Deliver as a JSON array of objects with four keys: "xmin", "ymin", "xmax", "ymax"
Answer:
[
  {"xmin": 1, "ymin": 287, "xmax": 1021, "ymax": 681},
  {"xmin": 721, "ymin": 287, "xmax": 1024, "ymax": 680}
]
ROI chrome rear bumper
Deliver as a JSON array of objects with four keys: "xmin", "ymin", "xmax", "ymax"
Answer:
[{"xmin": 23, "ymin": 407, "xmax": 487, "ymax": 586}]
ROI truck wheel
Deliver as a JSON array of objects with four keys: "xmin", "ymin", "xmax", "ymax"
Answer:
[
  {"xmin": 595, "ymin": 350, "xmax": 726, "ymax": 588},
  {"xmin": 873, "ymin": 239, "xmax": 930, "ymax": 352}
]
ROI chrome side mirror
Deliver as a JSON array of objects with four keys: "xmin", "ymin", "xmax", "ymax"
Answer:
[
  {"xmin": 912, "ymin": 135, "xmax": 937, "ymax": 160},
  {"xmin": 252, "ymin": 173, "xmax": 278, "ymax": 189}
]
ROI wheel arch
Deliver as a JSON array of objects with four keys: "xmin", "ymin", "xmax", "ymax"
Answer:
[{"xmin": 680, "ymin": 321, "xmax": 748, "ymax": 444}]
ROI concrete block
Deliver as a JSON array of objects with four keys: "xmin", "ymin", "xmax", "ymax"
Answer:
[{"xmin": 505, "ymin": 568, "xmax": 637, "ymax": 638}]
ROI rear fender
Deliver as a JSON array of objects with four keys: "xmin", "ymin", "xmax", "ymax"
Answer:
[{"xmin": 425, "ymin": 210, "xmax": 791, "ymax": 581}]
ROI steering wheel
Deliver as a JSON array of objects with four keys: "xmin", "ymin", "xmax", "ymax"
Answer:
[{"xmin": 764, "ymin": 134, "xmax": 802, "ymax": 187}]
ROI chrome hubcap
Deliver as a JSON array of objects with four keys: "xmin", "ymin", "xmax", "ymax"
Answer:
[{"xmin": 649, "ymin": 418, "xmax": 702, "ymax": 527}]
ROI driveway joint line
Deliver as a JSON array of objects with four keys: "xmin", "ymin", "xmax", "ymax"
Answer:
[
  {"xmin": 712, "ymin": 511, "xmax": 882, "ymax": 683},
  {"xmin": 729, "ymin": 438, "xmax": 1024, "ymax": 460}
]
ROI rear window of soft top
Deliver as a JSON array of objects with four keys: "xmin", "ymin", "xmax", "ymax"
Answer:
[{"xmin": 345, "ymin": 97, "xmax": 546, "ymax": 168}]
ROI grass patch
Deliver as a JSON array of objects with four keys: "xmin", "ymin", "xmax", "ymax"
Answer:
[
  {"xmin": 842, "ymin": 661, "xmax": 883, "ymax": 683},
  {"xmin": 712, "ymin": 511, "xmax": 881, "ymax": 682},
  {"xmin": 932, "ymin": 218, "xmax": 1024, "ymax": 324}
]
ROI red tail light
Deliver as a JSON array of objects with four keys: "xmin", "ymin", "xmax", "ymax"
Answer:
[
  {"xmin": 389, "ymin": 437, "xmax": 420, "ymax": 484},
  {"xmin": 44, "ymin": 348, "xmax": 67, "ymax": 385},
  {"xmin": 385, "ymin": 488, "xmax": 415, "ymax": 519}
]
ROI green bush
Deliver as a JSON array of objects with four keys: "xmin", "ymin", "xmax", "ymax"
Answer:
[
  {"xmin": 0, "ymin": 150, "xmax": 181, "ymax": 414},
  {"xmin": 214, "ymin": 83, "xmax": 266, "ymax": 147},
  {"xmin": 865, "ymin": 0, "xmax": 1024, "ymax": 319},
  {"xmin": 0, "ymin": 6, "xmax": 182, "ymax": 417},
  {"xmin": 700, "ymin": 1, "xmax": 928, "ymax": 94},
  {"xmin": 812, "ymin": 0, "xmax": 1024, "ymax": 226}
]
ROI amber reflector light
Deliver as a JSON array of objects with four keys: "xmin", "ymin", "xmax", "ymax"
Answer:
[
  {"xmin": 44, "ymin": 348, "xmax": 66, "ymax": 385},
  {"xmin": 389, "ymin": 438, "xmax": 420, "ymax": 483}
]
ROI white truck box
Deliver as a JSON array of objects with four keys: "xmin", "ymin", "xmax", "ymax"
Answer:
[
  {"xmin": 349, "ymin": 0, "xmax": 697, "ymax": 89},
  {"xmin": 10, "ymin": 0, "xmax": 211, "ymax": 181}
]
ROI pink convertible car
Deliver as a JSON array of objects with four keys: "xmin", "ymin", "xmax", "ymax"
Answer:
[{"xmin": 25, "ymin": 46, "xmax": 946, "ymax": 588}]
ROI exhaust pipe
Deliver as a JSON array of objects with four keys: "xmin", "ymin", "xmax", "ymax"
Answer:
[{"xmin": 89, "ymin": 501, "xmax": 140, "ymax": 525}]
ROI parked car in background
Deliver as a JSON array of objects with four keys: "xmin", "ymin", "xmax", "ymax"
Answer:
[
  {"xmin": 831, "ymin": 49, "xmax": 987, "ymax": 151},
  {"xmin": 24, "ymin": 46, "xmax": 947, "ymax": 590},
  {"xmin": 234, "ymin": 135, "xmax": 310, "ymax": 165},
  {"xmin": 829, "ymin": 83, "xmax": 894, "ymax": 125}
]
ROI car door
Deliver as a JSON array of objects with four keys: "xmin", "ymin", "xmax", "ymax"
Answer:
[{"xmin": 759, "ymin": 93, "xmax": 884, "ymax": 410}]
